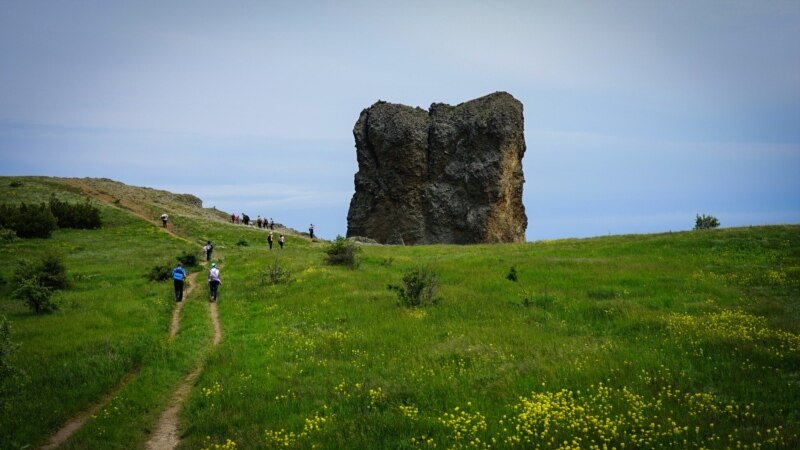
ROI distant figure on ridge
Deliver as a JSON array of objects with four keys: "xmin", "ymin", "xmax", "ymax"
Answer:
[
  {"xmin": 279, "ymin": 234, "xmax": 285, "ymax": 249},
  {"xmin": 230, "ymin": 213, "xmax": 236, "ymax": 223},
  {"xmin": 203, "ymin": 240, "xmax": 213, "ymax": 261},
  {"xmin": 161, "ymin": 213, "xmax": 168, "ymax": 228},
  {"xmin": 267, "ymin": 231, "xmax": 274, "ymax": 250},
  {"xmin": 208, "ymin": 262, "xmax": 221, "ymax": 302},
  {"xmin": 172, "ymin": 262, "xmax": 186, "ymax": 302},
  {"xmin": 309, "ymin": 224, "xmax": 315, "ymax": 239},
  {"xmin": 242, "ymin": 213, "xmax": 250, "ymax": 226},
  {"xmin": 269, "ymin": 218, "xmax": 274, "ymax": 230},
  {"xmin": 257, "ymin": 215, "xmax": 263, "ymax": 228}
]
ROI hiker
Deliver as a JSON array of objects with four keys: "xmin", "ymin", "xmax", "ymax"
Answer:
[
  {"xmin": 242, "ymin": 213, "xmax": 250, "ymax": 226},
  {"xmin": 230, "ymin": 213, "xmax": 235, "ymax": 223},
  {"xmin": 309, "ymin": 224, "xmax": 315, "ymax": 239},
  {"xmin": 172, "ymin": 262, "xmax": 187, "ymax": 302},
  {"xmin": 208, "ymin": 262, "xmax": 221, "ymax": 302},
  {"xmin": 279, "ymin": 234, "xmax": 285, "ymax": 249},
  {"xmin": 161, "ymin": 213, "xmax": 168, "ymax": 228},
  {"xmin": 203, "ymin": 240, "xmax": 213, "ymax": 261},
  {"xmin": 269, "ymin": 218, "xmax": 274, "ymax": 230},
  {"xmin": 267, "ymin": 231, "xmax": 274, "ymax": 250},
  {"xmin": 257, "ymin": 215, "xmax": 263, "ymax": 228}
]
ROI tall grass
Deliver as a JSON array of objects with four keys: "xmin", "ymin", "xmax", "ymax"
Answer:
[
  {"xmin": 1, "ymin": 177, "xmax": 798, "ymax": 449},
  {"xmin": 182, "ymin": 227, "xmax": 800, "ymax": 449}
]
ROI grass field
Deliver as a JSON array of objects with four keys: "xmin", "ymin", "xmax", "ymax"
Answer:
[{"xmin": 0, "ymin": 176, "xmax": 798, "ymax": 449}]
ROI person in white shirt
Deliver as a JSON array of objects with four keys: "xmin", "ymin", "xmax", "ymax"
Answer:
[{"xmin": 208, "ymin": 262, "xmax": 222, "ymax": 302}]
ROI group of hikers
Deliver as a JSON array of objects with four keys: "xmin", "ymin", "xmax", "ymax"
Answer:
[
  {"xmin": 232, "ymin": 213, "xmax": 275, "ymax": 229},
  {"xmin": 165, "ymin": 211, "xmax": 319, "ymax": 303},
  {"xmin": 171, "ymin": 240, "xmax": 221, "ymax": 303},
  {"xmin": 170, "ymin": 227, "xmax": 292, "ymax": 303}
]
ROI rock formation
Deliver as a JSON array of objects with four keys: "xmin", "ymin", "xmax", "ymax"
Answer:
[{"xmin": 347, "ymin": 91, "xmax": 527, "ymax": 244}]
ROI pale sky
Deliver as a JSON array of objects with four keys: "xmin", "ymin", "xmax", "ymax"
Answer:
[{"xmin": 1, "ymin": 1, "xmax": 799, "ymax": 240}]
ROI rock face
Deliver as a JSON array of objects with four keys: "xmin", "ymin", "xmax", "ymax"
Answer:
[{"xmin": 347, "ymin": 92, "xmax": 527, "ymax": 244}]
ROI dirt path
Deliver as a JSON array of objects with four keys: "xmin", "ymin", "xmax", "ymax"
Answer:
[
  {"xmin": 39, "ymin": 371, "xmax": 139, "ymax": 450},
  {"xmin": 146, "ymin": 264, "xmax": 223, "ymax": 450},
  {"xmin": 40, "ymin": 268, "xmax": 205, "ymax": 450},
  {"xmin": 40, "ymin": 183, "xmax": 221, "ymax": 449},
  {"xmin": 169, "ymin": 268, "xmax": 202, "ymax": 339}
]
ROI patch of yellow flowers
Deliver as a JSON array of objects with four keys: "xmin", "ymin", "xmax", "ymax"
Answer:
[
  {"xmin": 264, "ymin": 408, "xmax": 333, "ymax": 448},
  {"xmin": 202, "ymin": 438, "xmax": 237, "ymax": 450},
  {"xmin": 668, "ymin": 309, "xmax": 800, "ymax": 358}
]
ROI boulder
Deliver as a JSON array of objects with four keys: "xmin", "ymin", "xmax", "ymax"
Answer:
[{"xmin": 347, "ymin": 92, "xmax": 527, "ymax": 244}]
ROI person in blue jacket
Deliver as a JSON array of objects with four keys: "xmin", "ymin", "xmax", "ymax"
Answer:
[{"xmin": 172, "ymin": 262, "xmax": 187, "ymax": 302}]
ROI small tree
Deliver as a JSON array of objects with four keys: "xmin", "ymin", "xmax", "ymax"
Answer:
[
  {"xmin": 12, "ymin": 253, "xmax": 68, "ymax": 314},
  {"xmin": 324, "ymin": 235, "xmax": 360, "ymax": 268},
  {"xmin": 13, "ymin": 278, "xmax": 55, "ymax": 314},
  {"xmin": 49, "ymin": 195, "xmax": 102, "ymax": 229},
  {"xmin": 147, "ymin": 262, "xmax": 173, "ymax": 281},
  {"xmin": 0, "ymin": 202, "xmax": 57, "ymax": 238},
  {"xmin": 694, "ymin": 214, "xmax": 720, "ymax": 230},
  {"xmin": 388, "ymin": 266, "xmax": 440, "ymax": 308},
  {"xmin": 261, "ymin": 259, "xmax": 293, "ymax": 286}
]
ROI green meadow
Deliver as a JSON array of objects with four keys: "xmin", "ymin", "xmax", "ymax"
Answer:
[{"xmin": 0, "ymin": 177, "xmax": 798, "ymax": 449}]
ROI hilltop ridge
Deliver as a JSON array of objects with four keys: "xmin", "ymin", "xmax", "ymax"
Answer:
[{"xmin": 1, "ymin": 176, "xmax": 306, "ymax": 238}]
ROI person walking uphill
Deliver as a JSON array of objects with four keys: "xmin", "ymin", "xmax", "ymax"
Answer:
[
  {"xmin": 279, "ymin": 234, "xmax": 285, "ymax": 249},
  {"xmin": 203, "ymin": 240, "xmax": 213, "ymax": 261},
  {"xmin": 267, "ymin": 232, "xmax": 274, "ymax": 250},
  {"xmin": 161, "ymin": 213, "xmax": 168, "ymax": 228},
  {"xmin": 172, "ymin": 262, "xmax": 187, "ymax": 302},
  {"xmin": 208, "ymin": 262, "xmax": 221, "ymax": 302}
]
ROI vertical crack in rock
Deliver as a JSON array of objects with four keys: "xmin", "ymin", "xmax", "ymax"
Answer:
[{"xmin": 347, "ymin": 91, "xmax": 527, "ymax": 245}]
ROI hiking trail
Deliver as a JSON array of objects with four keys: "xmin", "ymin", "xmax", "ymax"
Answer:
[
  {"xmin": 39, "ymin": 215, "xmax": 215, "ymax": 449},
  {"xmin": 146, "ymin": 262, "xmax": 223, "ymax": 450}
]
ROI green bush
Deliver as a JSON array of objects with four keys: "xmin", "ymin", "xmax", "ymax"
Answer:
[
  {"xmin": 388, "ymin": 266, "xmax": 440, "ymax": 307},
  {"xmin": 13, "ymin": 254, "xmax": 68, "ymax": 291},
  {"xmin": 0, "ymin": 228, "xmax": 15, "ymax": 243},
  {"xmin": 12, "ymin": 278, "xmax": 55, "ymax": 314},
  {"xmin": 324, "ymin": 235, "xmax": 360, "ymax": 268},
  {"xmin": 49, "ymin": 195, "xmax": 102, "ymax": 229},
  {"xmin": 506, "ymin": 266, "xmax": 518, "ymax": 282},
  {"xmin": 261, "ymin": 259, "xmax": 293, "ymax": 286},
  {"xmin": 12, "ymin": 254, "xmax": 68, "ymax": 314},
  {"xmin": 236, "ymin": 239, "xmax": 249, "ymax": 247},
  {"xmin": 147, "ymin": 262, "xmax": 173, "ymax": 282},
  {"xmin": 176, "ymin": 252, "xmax": 198, "ymax": 268},
  {"xmin": 0, "ymin": 203, "xmax": 57, "ymax": 239},
  {"xmin": 694, "ymin": 214, "xmax": 720, "ymax": 230},
  {"xmin": 8, "ymin": 180, "xmax": 22, "ymax": 188}
]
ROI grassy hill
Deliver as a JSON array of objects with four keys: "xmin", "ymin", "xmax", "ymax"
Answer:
[{"xmin": 0, "ymin": 176, "xmax": 798, "ymax": 449}]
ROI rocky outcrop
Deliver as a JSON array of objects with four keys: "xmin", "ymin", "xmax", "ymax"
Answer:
[{"xmin": 346, "ymin": 92, "xmax": 527, "ymax": 244}]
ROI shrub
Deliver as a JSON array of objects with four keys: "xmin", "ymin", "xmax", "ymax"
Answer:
[
  {"xmin": 0, "ymin": 202, "xmax": 57, "ymax": 238},
  {"xmin": 12, "ymin": 278, "xmax": 55, "ymax": 314},
  {"xmin": 506, "ymin": 266, "xmax": 518, "ymax": 282},
  {"xmin": 35, "ymin": 253, "xmax": 69, "ymax": 290},
  {"xmin": 236, "ymin": 239, "xmax": 249, "ymax": 247},
  {"xmin": 261, "ymin": 259, "xmax": 293, "ymax": 285},
  {"xmin": 324, "ymin": 235, "xmax": 360, "ymax": 268},
  {"xmin": 148, "ymin": 262, "xmax": 173, "ymax": 282},
  {"xmin": 8, "ymin": 180, "xmax": 22, "ymax": 188},
  {"xmin": 12, "ymin": 254, "xmax": 68, "ymax": 314},
  {"xmin": 48, "ymin": 195, "xmax": 102, "ymax": 229},
  {"xmin": 13, "ymin": 253, "xmax": 68, "ymax": 291},
  {"xmin": 694, "ymin": 214, "xmax": 720, "ymax": 230},
  {"xmin": 388, "ymin": 266, "xmax": 440, "ymax": 307},
  {"xmin": 177, "ymin": 251, "xmax": 198, "ymax": 268},
  {"xmin": 0, "ymin": 228, "xmax": 15, "ymax": 243}
]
